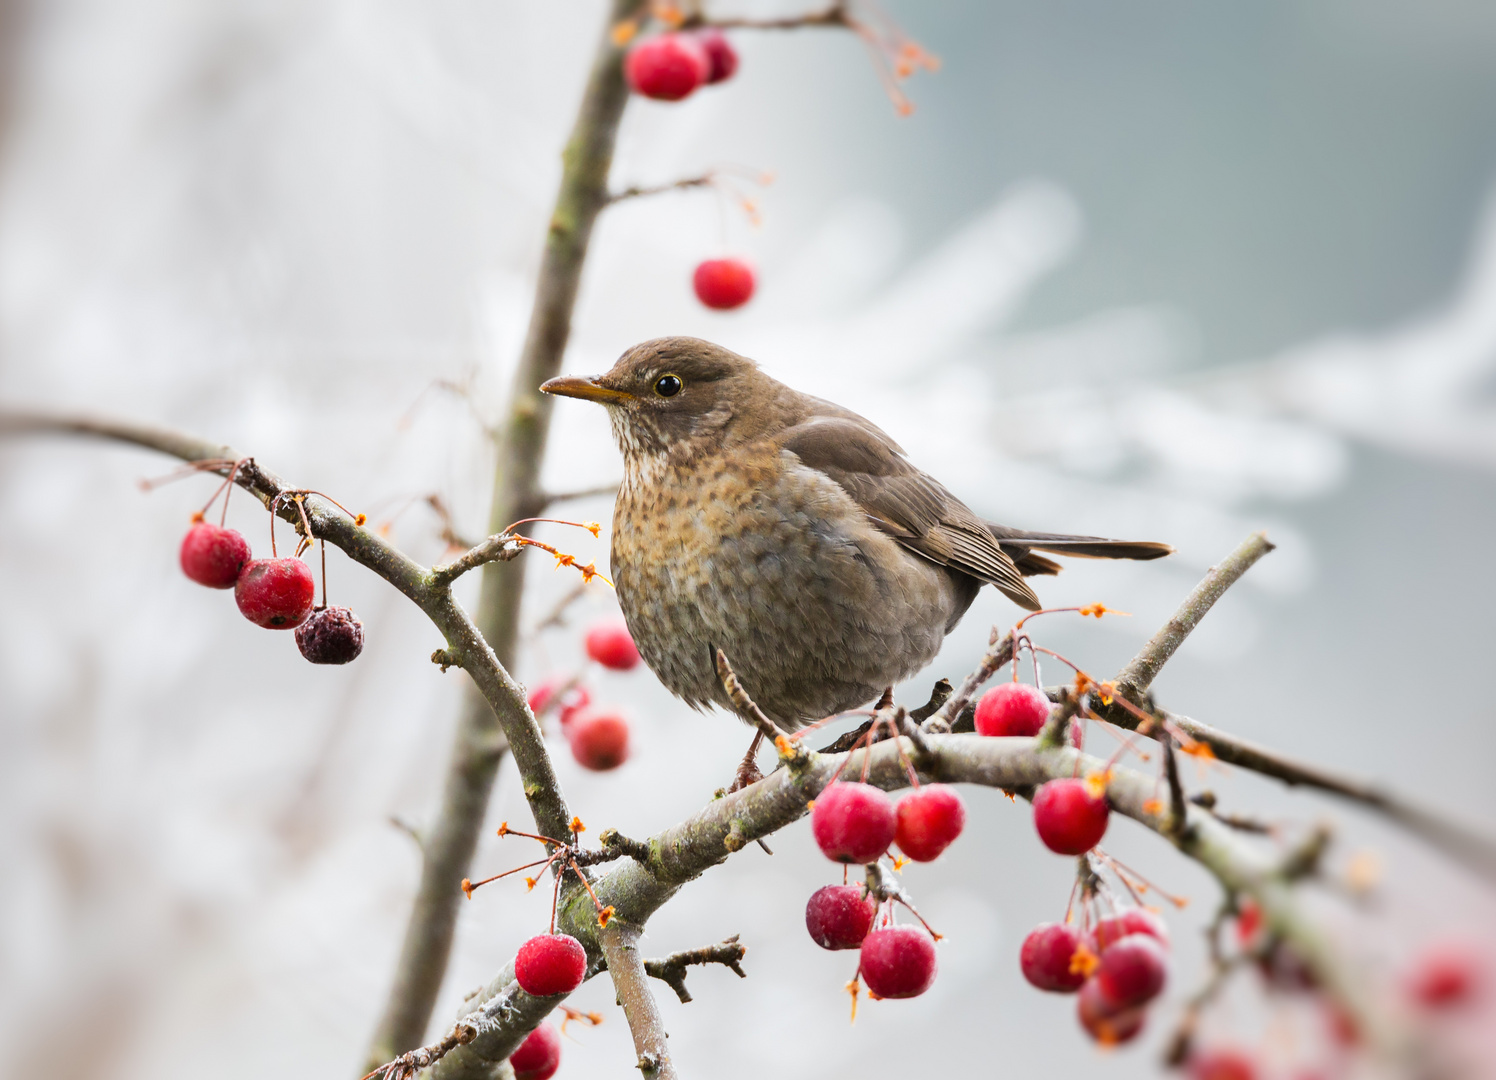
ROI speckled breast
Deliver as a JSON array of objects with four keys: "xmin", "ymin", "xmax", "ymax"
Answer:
[{"xmin": 611, "ymin": 443, "xmax": 969, "ymax": 728}]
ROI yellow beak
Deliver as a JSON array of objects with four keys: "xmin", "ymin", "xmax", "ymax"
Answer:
[{"xmin": 540, "ymin": 375, "xmax": 634, "ymax": 405}]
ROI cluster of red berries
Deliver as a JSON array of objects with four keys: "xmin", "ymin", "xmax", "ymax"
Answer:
[
  {"xmin": 973, "ymin": 681, "xmax": 1112, "ymax": 854},
  {"xmin": 802, "ymin": 777, "xmax": 966, "ymax": 1001},
  {"xmin": 1020, "ymin": 907, "xmax": 1171, "ymax": 1045},
  {"xmin": 625, "ymin": 28, "xmax": 737, "ymax": 102},
  {"xmin": 528, "ymin": 619, "xmax": 642, "ymax": 771},
  {"xmin": 623, "ymin": 29, "xmax": 756, "ymax": 311},
  {"xmin": 180, "ymin": 513, "xmax": 362, "ymax": 665}
]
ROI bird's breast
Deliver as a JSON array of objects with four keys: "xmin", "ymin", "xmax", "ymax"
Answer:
[{"xmin": 610, "ymin": 444, "xmax": 970, "ymax": 726}]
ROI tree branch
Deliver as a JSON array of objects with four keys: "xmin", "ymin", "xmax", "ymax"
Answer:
[
  {"xmin": 922, "ymin": 628, "xmax": 1015, "ymax": 732},
  {"xmin": 643, "ymin": 936, "xmax": 747, "ymax": 1004},
  {"xmin": 606, "ymin": 173, "xmax": 716, "ymax": 205},
  {"xmin": 0, "ymin": 407, "xmax": 579, "ymax": 1069},
  {"xmin": 419, "ymin": 729, "xmax": 1409, "ymax": 1078},
  {"xmin": 599, "ymin": 919, "xmax": 679, "ymax": 1080},
  {"xmin": 369, "ymin": 0, "xmax": 646, "ymax": 1062},
  {"xmin": 431, "ymin": 532, "xmax": 524, "ymax": 586},
  {"xmin": 1114, "ymin": 531, "xmax": 1275, "ymax": 701},
  {"xmin": 1074, "ymin": 532, "xmax": 1496, "ymax": 879}
]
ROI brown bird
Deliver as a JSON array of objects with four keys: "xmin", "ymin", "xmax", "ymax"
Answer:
[{"xmin": 542, "ymin": 337, "xmax": 1170, "ymax": 734}]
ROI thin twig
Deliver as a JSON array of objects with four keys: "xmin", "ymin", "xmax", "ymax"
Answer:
[
  {"xmin": 922, "ymin": 629, "xmax": 1015, "ymax": 733},
  {"xmin": 909, "ymin": 677, "xmax": 953, "ymax": 722},
  {"xmin": 714, "ymin": 649, "xmax": 800, "ymax": 761},
  {"xmin": 539, "ymin": 481, "xmax": 621, "ymax": 506},
  {"xmin": 694, "ymin": 4, "xmax": 849, "ymax": 30},
  {"xmin": 431, "ymin": 532, "xmax": 524, "ymax": 586},
  {"xmin": 606, "ymin": 173, "xmax": 717, "ymax": 205},
  {"xmin": 0, "ymin": 407, "xmax": 578, "ymax": 1073},
  {"xmin": 1114, "ymin": 531, "xmax": 1275, "ymax": 701},
  {"xmin": 641, "ymin": 936, "xmax": 747, "ymax": 1004}
]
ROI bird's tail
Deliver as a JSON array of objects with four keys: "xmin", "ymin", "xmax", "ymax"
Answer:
[{"xmin": 985, "ymin": 523, "xmax": 1173, "ymax": 578}]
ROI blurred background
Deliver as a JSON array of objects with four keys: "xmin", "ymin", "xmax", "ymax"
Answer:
[{"xmin": 2, "ymin": 0, "xmax": 1495, "ymax": 1077}]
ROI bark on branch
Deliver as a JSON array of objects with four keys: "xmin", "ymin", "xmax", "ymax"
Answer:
[
  {"xmin": 426, "ymin": 730, "xmax": 1408, "ymax": 1079},
  {"xmin": 642, "ymin": 936, "xmax": 747, "ymax": 1004},
  {"xmin": 371, "ymin": 0, "xmax": 646, "ymax": 1062},
  {"xmin": 599, "ymin": 920, "xmax": 679, "ymax": 1080}
]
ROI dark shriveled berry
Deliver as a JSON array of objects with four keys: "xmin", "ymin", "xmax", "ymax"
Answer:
[
  {"xmin": 295, "ymin": 606, "xmax": 364, "ymax": 664},
  {"xmin": 1020, "ymin": 922, "xmax": 1088, "ymax": 992},
  {"xmin": 509, "ymin": 1023, "xmax": 561, "ymax": 1080},
  {"xmin": 514, "ymin": 933, "xmax": 587, "ymax": 997},
  {"xmin": 805, "ymin": 884, "xmax": 877, "ymax": 951},
  {"xmin": 234, "ymin": 557, "xmax": 316, "ymax": 629},
  {"xmin": 859, "ymin": 926, "xmax": 937, "ymax": 999},
  {"xmin": 180, "ymin": 521, "xmax": 250, "ymax": 588}
]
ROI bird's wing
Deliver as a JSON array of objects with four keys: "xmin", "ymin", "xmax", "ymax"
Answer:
[{"xmin": 778, "ymin": 415, "xmax": 1041, "ymax": 610}]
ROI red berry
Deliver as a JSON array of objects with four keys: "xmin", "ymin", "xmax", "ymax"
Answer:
[
  {"xmin": 859, "ymin": 926, "xmax": 937, "ymax": 999},
  {"xmin": 1077, "ymin": 978, "xmax": 1147, "ymax": 1045},
  {"xmin": 975, "ymin": 682, "xmax": 1051, "ymax": 737},
  {"xmin": 179, "ymin": 521, "xmax": 250, "ymax": 588},
  {"xmin": 805, "ymin": 884, "xmax": 877, "ymax": 951},
  {"xmin": 894, "ymin": 784, "xmax": 965, "ymax": 862},
  {"xmin": 1187, "ymin": 1048, "xmax": 1258, "ymax": 1080},
  {"xmin": 1235, "ymin": 898, "xmax": 1264, "ymax": 945},
  {"xmin": 692, "ymin": 258, "xmax": 755, "ymax": 310},
  {"xmin": 509, "ymin": 1023, "xmax": 561, "ymax": 1080},
  {"xmin": 295, "ymin": 605, "xmax": 364, "ymax": 664},
  {"xmin": 693, "ymin": 28, "xmax": 738, "ymax": 84},
  {"xmin": 234, "ymin": 557, "xmax": 316, "ymax": 629},
  {"xmin": 528, "ymin": 679, "xmax": 592, "ymax": 728},
  {"xmin": 811, "ymin": 781, "xmax": 896, "ymax": 864},
  {"xmin": 1093, "ymin": 908, "xmax": 1170, "ymax": 951},
  {"xmin": 1032, "ymin": 777, "xmax": 1110, "ymax": 855},
  {"xmin": 1094, "ymin": 935, "xmax": 1168, "ymax": 1008},
  {"xmin": 1406, "ymin": 944, "xmax": 1483, "ymax": 1010},
  {"xmin": 585, "ymin": 620, "xmax": 641, "ymax": 671},
  {"xmin": 624, "ymin": 33, "xmax": 708, "ymax": 101},
  {"xmin": 514, "ymin": 933, "xmax": 587, "ymax": 997},
  {"xmin": 568, "ymin": 710, "xmax": 630, "ymax": 771},
  {"xmin": 1020, "ymin": 922, "xmax": 1087, "ymax": 992}
]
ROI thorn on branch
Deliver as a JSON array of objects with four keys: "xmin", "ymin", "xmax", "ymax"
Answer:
[{"xmin": 643, "ymin": 935, "xmax": 748, "ymax": 1003}]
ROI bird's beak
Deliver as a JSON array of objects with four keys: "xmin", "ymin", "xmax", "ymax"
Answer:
[{"xmin": 540, "ymin": 375, "xmax": 634, "ymax": 405}]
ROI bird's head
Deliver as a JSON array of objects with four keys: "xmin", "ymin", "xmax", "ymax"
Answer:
[{"xmin": 541, "ymin": 337, "xmax": 782, "ymax": 459}]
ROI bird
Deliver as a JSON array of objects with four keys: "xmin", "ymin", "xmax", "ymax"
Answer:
[{"xmin": 541, "ymin": 336, "xmax": 1170, "ymax": 739}]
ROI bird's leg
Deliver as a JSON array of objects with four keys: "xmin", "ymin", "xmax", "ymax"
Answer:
[{"xmin": 729, "ymin": 729, "xmax": 766, "ymax": 793}]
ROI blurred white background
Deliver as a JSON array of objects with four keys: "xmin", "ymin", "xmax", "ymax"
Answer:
[{"xmin": 2, "ymin": 1, "xmax": 1495, "ymax": 1077}]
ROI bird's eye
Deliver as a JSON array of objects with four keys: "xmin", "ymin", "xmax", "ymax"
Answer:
[{"xmin": 653, "ymin": 374, "xmax": 683, "ymax": 398}]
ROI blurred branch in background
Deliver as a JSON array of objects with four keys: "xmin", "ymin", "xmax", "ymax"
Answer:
[{"xmin": 366, "ymin": 0, "xmax": 645, "ymax": 1067}]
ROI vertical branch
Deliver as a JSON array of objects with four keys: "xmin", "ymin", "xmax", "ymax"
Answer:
[
  {"xmin": 364, "ymin": 0, "xmax": 644, "ymax": 1068},
  {"xmin": 600, "ymin": 919, "xmax": 680, "ymax": 1080}
]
